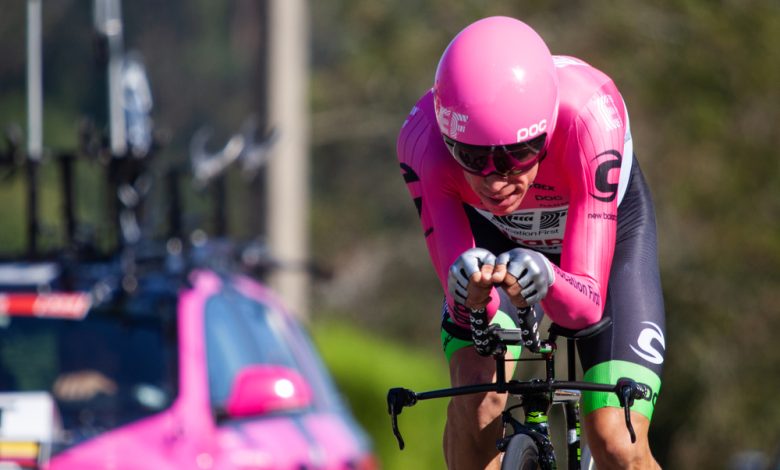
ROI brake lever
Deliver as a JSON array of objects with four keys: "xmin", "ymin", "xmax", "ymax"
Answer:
[
  {"xmin": 619, "ymin": 385, "xmax": 637, "ymax": 443},
  {"xmin": 387, "ymin": 388, "xmax": 418, "ymax": 450},
  {"xmin": 615, "ymin": 378, "xmax": 651, "ymax": 444}
]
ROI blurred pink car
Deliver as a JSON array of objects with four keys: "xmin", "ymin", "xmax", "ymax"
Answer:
[{"xmin": 0, "ymin": 267, "xmax": 376, "ymax": 470}]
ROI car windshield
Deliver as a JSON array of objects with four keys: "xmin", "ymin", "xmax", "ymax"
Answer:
[
  {"xmin": 0, "ymin": 295, "xmax": 177, "ymax": 446},
  {"xmin": 205, "ymin": 287, "xmax": 346, "ymax": 413}
]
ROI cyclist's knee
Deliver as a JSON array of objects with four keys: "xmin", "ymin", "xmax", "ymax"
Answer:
[
  {"xmin": 585, "ymin": 408, "xmax": 657, "ymax": 470},
  {"xmin": 448, "ymin": 390, "xmax": 506, "ymax": 430},
  {"xmin": 589, "ymin": 434, "xmax": 645, "ymax": 469}
]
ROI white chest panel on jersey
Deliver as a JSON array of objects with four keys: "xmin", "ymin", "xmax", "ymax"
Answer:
[{"xmin": 472, "ymin": 205, "xmax": 569, "ymax": 254}]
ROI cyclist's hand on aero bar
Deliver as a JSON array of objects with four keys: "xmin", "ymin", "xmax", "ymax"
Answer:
[
  {"xmin": 448, "ymin": 248, "xmax": 499, "ymax": 310},
  {"xmin": 495, "ymin": 248, "xmax": 555, "ymax": 307},
  {"xmin": 448, "ymin": 248, "xmax": 507, "ymax": 356}
]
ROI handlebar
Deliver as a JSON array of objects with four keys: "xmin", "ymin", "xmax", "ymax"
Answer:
[
  {"xmin": 387, "ymin": 378, "xmax": 651, "ymax": 450},
  {"xmin": 386, "ymin": 321, "xmax": 652, "ymax": 450}
]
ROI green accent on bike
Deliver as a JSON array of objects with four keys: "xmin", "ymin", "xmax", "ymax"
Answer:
[
  {"xmin": 440, "ymin": 310, "xmax": 521, "ymax": 362},
  {"xmin": 582, "ymin": 360, "xmax": 661, "ymax": 420},
  {"xmin": 525, "ymin": 411, "xmax": 548, "ymax": 424}
]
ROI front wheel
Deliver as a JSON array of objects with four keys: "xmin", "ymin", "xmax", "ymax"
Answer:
[
  {"xmin": 581, "ymin": 444, "xmax": 596, "ymax": 470},
  {"xmin": 501, "ymin": 434, "xmax": 539, "ymax": 470}
]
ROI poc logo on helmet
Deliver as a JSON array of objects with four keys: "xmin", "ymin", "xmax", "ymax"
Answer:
[{"xmin": 517, "ymin": 119, "xmax": 547, "ymax": 141}]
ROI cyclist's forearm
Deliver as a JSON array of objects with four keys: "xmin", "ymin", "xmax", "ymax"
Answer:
[
  {"xmin": 541, "ymin": 266, "xmax": 604, "ymax": 329},
  {"xmin": 445, "ymin": 290, "xmax": 502, "ymax": 328}
]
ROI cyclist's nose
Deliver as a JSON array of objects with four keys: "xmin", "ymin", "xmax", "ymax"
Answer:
[{"xmin": 483, "ymin": 173, "xmax": 512, "ymax": 190}]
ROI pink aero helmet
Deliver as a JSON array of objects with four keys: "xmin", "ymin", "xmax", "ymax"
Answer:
[{"xmin": 433, "ymin": 16, "xmax": 559, "ymax": 148}]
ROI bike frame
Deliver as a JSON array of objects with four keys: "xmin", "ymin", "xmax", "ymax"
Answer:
[{"xmin": 387, "ymin": 318, "xmax": 651, "ymax": 470}]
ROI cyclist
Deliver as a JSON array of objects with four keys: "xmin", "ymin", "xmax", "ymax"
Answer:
[{"xmin": 397, "ymin": 16, "xmax": 665, "ymax": 469}]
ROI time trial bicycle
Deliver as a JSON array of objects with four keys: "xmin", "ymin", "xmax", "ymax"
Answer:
[{"xmin": 386, "ymin": 307, "xmax": 652, "ymax": 470}]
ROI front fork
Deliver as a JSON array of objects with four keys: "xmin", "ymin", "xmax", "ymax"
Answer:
[
  {"xmin": 499, "ymin": 393, "xmax": 557, "ymax": 470},
  {"xmin": 498, "ymin": 391, "xmax": 584, "ymax": 470},
  {"xmin": 563, "ymin": 397, "xmax": 583, "ymax": 470}
]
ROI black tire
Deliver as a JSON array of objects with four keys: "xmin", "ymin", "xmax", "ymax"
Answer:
[{"xmin": 500, "ymin": 434, "xmax": 539, "ymax": 470}]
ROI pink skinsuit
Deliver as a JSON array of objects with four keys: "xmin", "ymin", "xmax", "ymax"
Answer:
[{"xmin": 398, "ymin": 56, "xmax": 634, "ymax": 330}]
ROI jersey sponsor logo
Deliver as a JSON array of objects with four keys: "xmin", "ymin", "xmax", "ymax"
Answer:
[
  {"xmin": 516, "ymin": 119, "xmax": 547, "ymax": 142},
  {"xmin": 535, "ymin": 194, "xmax": 563, "ymax": 202},
  {"xmin": 589, "ymin": 150, "xmax": 622, "ymax": 203},
  {"xmin": 474, "ymin": 206, "xmax": 568, "ymax": 254},
  {"xmin": 552, "ymin": 266, "xmax": 601, "ymax": 306},
  {"xmin": 592, "ymin": 94, "xmax": 623, "ymax": 131},
  {"xmin": 587, "ymin": 212, "xmax": 617, "ymax": 221},
  {"xmin": 493, "ymin": 213, "xmax": 534, "ymax": 231},
  {"xmin": 531, "ymin": 183, "xmax": 559, "ymax": 206},
  {"xmin": 630, "ymin": 321, "xmax": 666, "ymax": 365},
  {"xmin": 516, "ymin": 238, "xmax": 563, "ymax": 249},
  {"xmin": 437, "ymin": 106, "xmax": 468, "ymax": 139},
  {"xmin": 540, "ymin": 209, "xmax": 566, "ymax": 230}
]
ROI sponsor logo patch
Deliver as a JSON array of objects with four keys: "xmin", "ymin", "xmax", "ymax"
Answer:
[
  {"xmin": 630, "ymin": 321, "xmax": 666, "ymax": 365},
  {"xmin": 517, "ymin": 119, "xmax": 547, "ymax": 142},
  {"xmin": 592, "ymin": 94, "xmax": 623, "ymax": 131},
  {"xmin": 589, "ymin": 150, "xmax": 622, "ymax": 203},
  {"xmin": 474, "ymin": 206, "xmax": 568, "ymax": 254},
  {"xmin": 437, "ymin": 106, "xmax": 469, "ymax": 139}
]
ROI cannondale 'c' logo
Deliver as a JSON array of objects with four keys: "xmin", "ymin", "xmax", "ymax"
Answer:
[
  {"xmin": 630, "ymin": 321, "xmax": 665, "ymax": 365},
  {"xmin": 590, "ymin": 150, "xmax": 622, "ymax": 203}
]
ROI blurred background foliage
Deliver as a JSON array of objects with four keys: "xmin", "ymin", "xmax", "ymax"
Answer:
[{"xmin": 1, "ymin": 1, "xmax": 779, "ymax": 468}]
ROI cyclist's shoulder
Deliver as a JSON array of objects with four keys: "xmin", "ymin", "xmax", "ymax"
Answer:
[
  {"xmin": 398, "ymin": 89, "xmax": 436, "ymax": 137},
  {"xmin": 397, "ymin": 90, "xmax": 456, "ymax": 174},
  {"xmin": 554, "ymin": 55, "xmax": 616, "ymax": 88},
  {"xmin": 552, "ymin": 55, "xmax": 627, "ymax": 145},
  {"xmin": 554, "ymin": 55, "xmax": 624, "ymax": 111}
]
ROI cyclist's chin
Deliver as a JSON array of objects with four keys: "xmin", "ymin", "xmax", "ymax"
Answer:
[{"xmin": 482, "ymin": 194, "xmax": 523, "ymax": 215}]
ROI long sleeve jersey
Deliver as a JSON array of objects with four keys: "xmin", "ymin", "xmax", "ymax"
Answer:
[{"xmin": 397, "ymin": 56, "xmax": 634, "ymax": 330}]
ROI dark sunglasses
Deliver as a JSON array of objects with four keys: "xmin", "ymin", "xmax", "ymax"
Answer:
[{"xmin": 443, "ymin": 133, "xmax": 547, "ymax": 177}]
